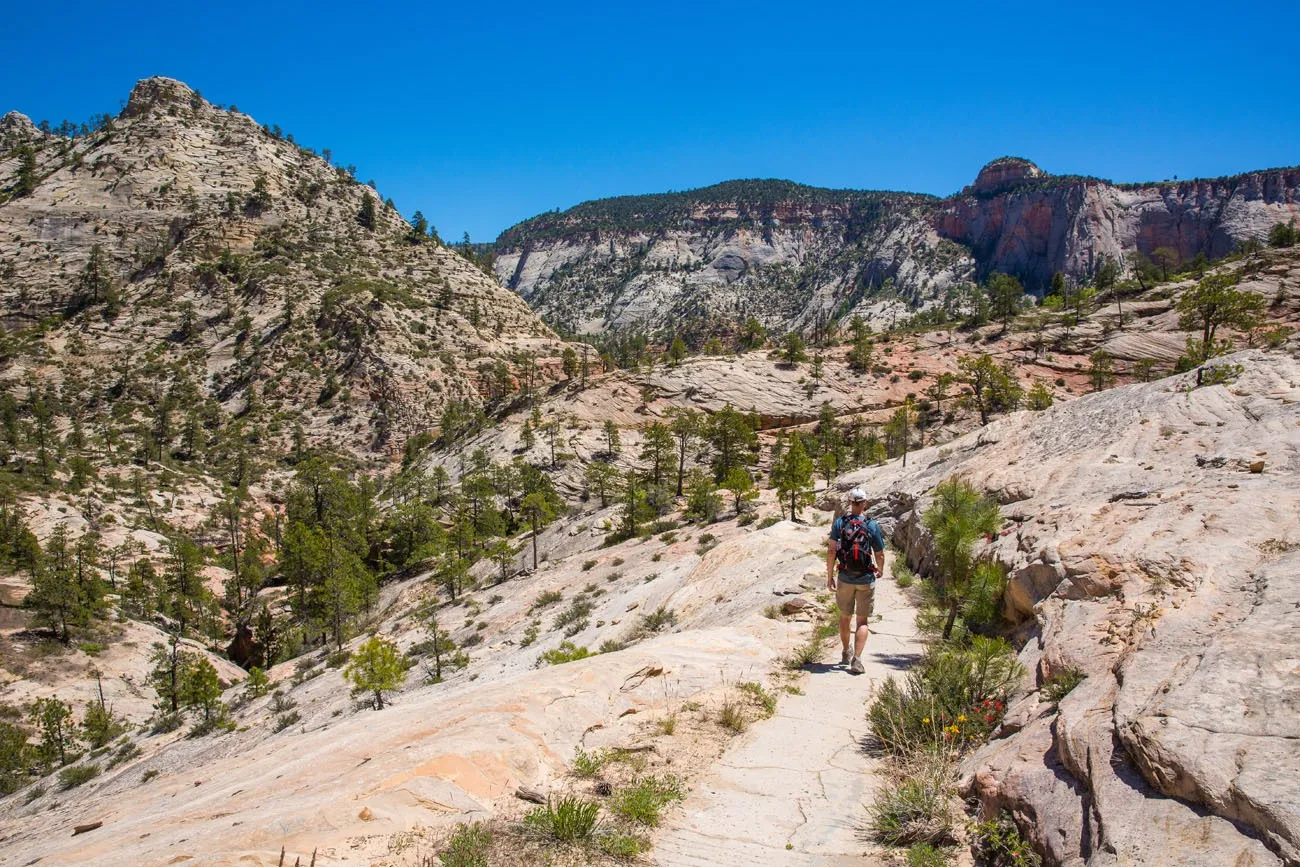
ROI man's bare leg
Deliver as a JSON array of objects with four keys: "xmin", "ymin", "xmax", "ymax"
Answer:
[
  {"xmin": 839, "ymin": 614, "xmax": 853, "ymax": 655},
  {"xmin": 854, "ymin": 616, "xmax": 870, "ymax": 658}
]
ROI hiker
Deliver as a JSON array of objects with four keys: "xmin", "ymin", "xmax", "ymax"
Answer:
[{"xmin": 825, "ymin": 487, "xmax": 885, "ymax": 674}]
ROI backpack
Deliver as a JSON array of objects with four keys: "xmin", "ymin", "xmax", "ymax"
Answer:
[{"xmin": 836, "ymin": 514, "xmax": 877, "ymax": 576}]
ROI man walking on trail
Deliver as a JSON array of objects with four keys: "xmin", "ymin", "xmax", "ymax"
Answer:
[{"xmin": 826, "ymin": 488, "xmax": 885, "ymax": 674}]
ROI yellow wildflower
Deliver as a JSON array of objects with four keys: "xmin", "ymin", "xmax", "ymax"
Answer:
[
  {"xmin": 957, "ymin": 714, "xmax": 968, "ymax": 723},
  {"xmin": 922, "ymin": 717, "xmax": 930, "ymax": 724}
]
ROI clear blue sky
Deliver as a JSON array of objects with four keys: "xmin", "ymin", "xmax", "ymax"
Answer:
[{"xmin": 3, "ymin": 0, "xmax": 1297, "ymax": 240}]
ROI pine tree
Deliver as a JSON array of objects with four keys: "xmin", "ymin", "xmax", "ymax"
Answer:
[
  {"xmin": 668, "ymin": 408, "xmax": 702, "ymax": 496},
  {"xmin": 357, "ymin": 194, "xmax": 376, "ymax": 230},
  {"xmin": 520, "ymin": 492, "xmax": 556, "ymax": 570},
  {"xmin": 29, "ymin": 697, "xmax": 79, "ymax": 769},
  {"xmin": 781, "ymin": 332, "xmax": 808, "ymax": 366},
  {"xmin": 180, "ymin": 657, "xmax": 225, "ymax": 722},
  {"xmin": 14, "ymin": 147, "xmax": 38, "ymax": 198},
  {"xmin": 923, "ymin": 477, "xmax": 1001, "ymax": 639},
  {"xmin": 684, "ymin": 470, "xmax": 721, "ymax": 522},
  {"xmin": 774, "ymin": 436, "xmax": 814, "ymax": 521},
  {"xmin": 603, "ymin": 420, "xmax": 621, "ymax": 455},
  {"xmin": 721, "ymin": 466, "xmax": 758, "ymax": 514},
  {"xmin": 583, "ymin": 460, "xmax": 621, "ymax": 508},
  {"xmin": 344, "ymin": 636, "xmax": 408, "ymax": 710}
]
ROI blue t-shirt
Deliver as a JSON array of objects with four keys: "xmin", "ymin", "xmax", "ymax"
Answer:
[{"xmin": 830, "ymin": 514, "xmax": 885, "ymax": 582}]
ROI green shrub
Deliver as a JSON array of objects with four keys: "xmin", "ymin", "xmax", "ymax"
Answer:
[
  {"xmin": 105, "ymin": 739, "xmax": 142, "ymax": 769},
  {"xmin": 520, "ymin": 622, "xmax": 541, "ymax": 647},
  {"xmin": 140, "ymin": 769, "xmax": 159, "ymax": 783},
  {"xmin": 867, "ymin": 638, "xmax": 1020, "ymax": 757},
  {"xmin": 970, "ymin": 813, "xmax": 1041, "ymax": 866},
  {"xmin": 440, "ymin": 821, "xmax": 492, "ymax": 867},
  {"xmin": 596, "ymin": 831, "xmax": 645, "ymax": 858},
  {"xmin": 554, "ymin": 599, "xmax": 594, "ymax": 637},
  {"xmin": 867, "ymin": 756, "xmax": 953, "ymax": 845},
  {"xmin": 149, "ymin": 712, "xmax": 181, "ymax": 735},
  {"xmin": 582, "ymin": 559, "xmax": 597, "ymax": 571},
  {"xmin": 272, "ymin": 711, "xmax": 301, "ymax": 733},
  {"xmin": 325, "ymin": 648, "xmax": 351, "ymax": 669},
  {"xmin": 531, "ymin": 590, "xmax": 563, "ymax": 611},
  {"xmin": 598, "ymin": 639, "xmax": 628, "ymax": 654},
  {"xmin": 22, "ymin": 783, "xmax": 46, "ymax": 803},
  {"xmin": 572, "ymin": 747, "xmax": 608, "ymax": 779},
  {"xmin": 758, "ymin": 516, "xmax": 781, "ymax": 529},
  {"xmin": 539, "ymin": 642, "xmax": 591, "ymax": 665},
  {"xmin": 641, "ymin": 606, "xmax": 677, "ymax": 633},
  {"xmin": 58, "ymin": 763, "xmax": 101, "ymax": 790},
  {"xmin": 906, "ymin": 842, "xmax": 951, "ymax": 866},
  {"xmin": 609, "ymin": 775, "xmax": 684, "ymax": 826},
  {"xmin": 523, "ymin": 795, "xmax": 601, "ymax": 841},
  {"xmin": 1041, "ymin": 667, "xmax": 1085, "ymax": 704}
]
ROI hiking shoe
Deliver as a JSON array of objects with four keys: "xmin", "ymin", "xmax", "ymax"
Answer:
[
  {"xmin": 849, "ymin": 656, "xmax": 866, "ymax": 675},
  {"xmin": 840, "ymin": 648, "xmax": 852, "ymax": 666}
]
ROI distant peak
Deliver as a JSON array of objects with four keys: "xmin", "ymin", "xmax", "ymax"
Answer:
[
  {"xmin": 968, "ymin": 157, "xmax": 1046, "ymax": 195},
  {"xmin": 0, "ymin": 111, "xmax": 39, "ymax": 139},
  {"xmin": 121, "ymin": 76, "xmax": 206, "ymax": 119}
]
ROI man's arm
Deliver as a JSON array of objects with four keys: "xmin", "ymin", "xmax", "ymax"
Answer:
[
  {"xmin": 825, "ymin": 539, "xmax": 838, "ymax": 590},
  {"xmin": 875, "ymin": 548, "xmax": 885, "ymax": 577}
]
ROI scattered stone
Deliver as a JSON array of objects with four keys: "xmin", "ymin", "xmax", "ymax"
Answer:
[
  {"xmin": 621, "ymin": 663, "xmax": 665, "ymax": 692},
  {"xmin": 515, "ymin": 785, "xmax": 547, "ymax": 805},
  {"xmin": 357, "ymin": 807, "xmax": 373, "ymax": 821},
  {"xmin": 72, "ymin": 821, "xmax": 102, "ymax": 836},
  {"xmin": 781, "ymin": 597, "xmax": 815, "ymax": 615}
]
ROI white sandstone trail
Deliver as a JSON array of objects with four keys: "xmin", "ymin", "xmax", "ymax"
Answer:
[{"xmin": 654, "ymin": 578, "xmax": 920, "ymax": 866}]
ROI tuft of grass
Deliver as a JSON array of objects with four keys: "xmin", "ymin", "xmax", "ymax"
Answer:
[
  {"xmin": 440, "ymin": 821, "xmax": 492, "ymax": 867},
  {"xmin": 656, "ymin": 714, "xmax": 677, "ymax": 736},
  {"xmin": 572, "ymin": 747, "xmax": 608, "ymax": 779},
  {"xmin": 763, "ymin": 604, "xmax": 783, "ymax": 620},
  {"xmin": 784, "ymin": 639, "xmax": 824, "ymax": 670},
  {"xmin": 539, "ymin": 642, "xmax": 592, "ymax": 666},
  {"xmin": 892, "ymin": 559, "xmax": 917, "ymax": 589},
  {"xmin": 22, "ymin": 784, "xmax": 46, "ymax": 804},
  {"xmin": 758, "ymin": 516, "xmax": 781, "ymax": 529},
  {"xmin": 867, "ymin": 754, "xmax": 954, "ymax": 845},
  {"xmin": 609, "ymin": 775, "xmax": 685, "ymax": 827},
  {"xmin": 523, "ymin": 795, "xmax": 601, "ymax": 842},
  {"xmin": 140, "ymin": 769, "xmax": 159, "ymax": 784},
  {"xmin": 582, "ymin": 559, "xmax": 598, "ymax": 571},
  {"xmin": 718, "ymin": 694, "xmax": 748, "ymax": 733},
  {"xmin": 520, "ymin": 621, "xmax": 541, "ymax": 647},
  {"xmin": 58, "ymin": 763, "xmax": 101, "ymax": 791},
  {"xmin": 1041, "ymin": 667, "xmax": 1085, "ymax": 704},
  {"xmin": 737, "ymin": 682, "xmax": 777, "ymax": 718}
]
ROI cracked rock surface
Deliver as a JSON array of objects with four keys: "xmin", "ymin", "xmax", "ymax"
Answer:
[{"xmin": 653, "ymin": 578, "xmax": 921, "ymax": 865}]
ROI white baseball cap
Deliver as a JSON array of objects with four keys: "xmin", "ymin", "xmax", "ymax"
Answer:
[{"xmin": 848, "ymin": 488, "xmax": 868, "ymax": 502}]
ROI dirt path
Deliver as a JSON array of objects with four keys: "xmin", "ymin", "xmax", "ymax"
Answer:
[{"xmin": 653, "ymin": 578, "xmax": 921, "ymax": 865}]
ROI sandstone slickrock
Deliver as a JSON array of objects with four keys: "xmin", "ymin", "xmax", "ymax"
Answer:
[
  {"xmin": 0, "ymin": 519, "xmax": 829, "ymax": 866},
  {"xmin": 826, "ymin": 347, "xmax": 1300, "ymax": 866}
]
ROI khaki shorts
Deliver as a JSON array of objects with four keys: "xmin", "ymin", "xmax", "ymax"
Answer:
[{"xmin": 836, "ymin": 578, "xmax": 876, "ymax": 619}]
